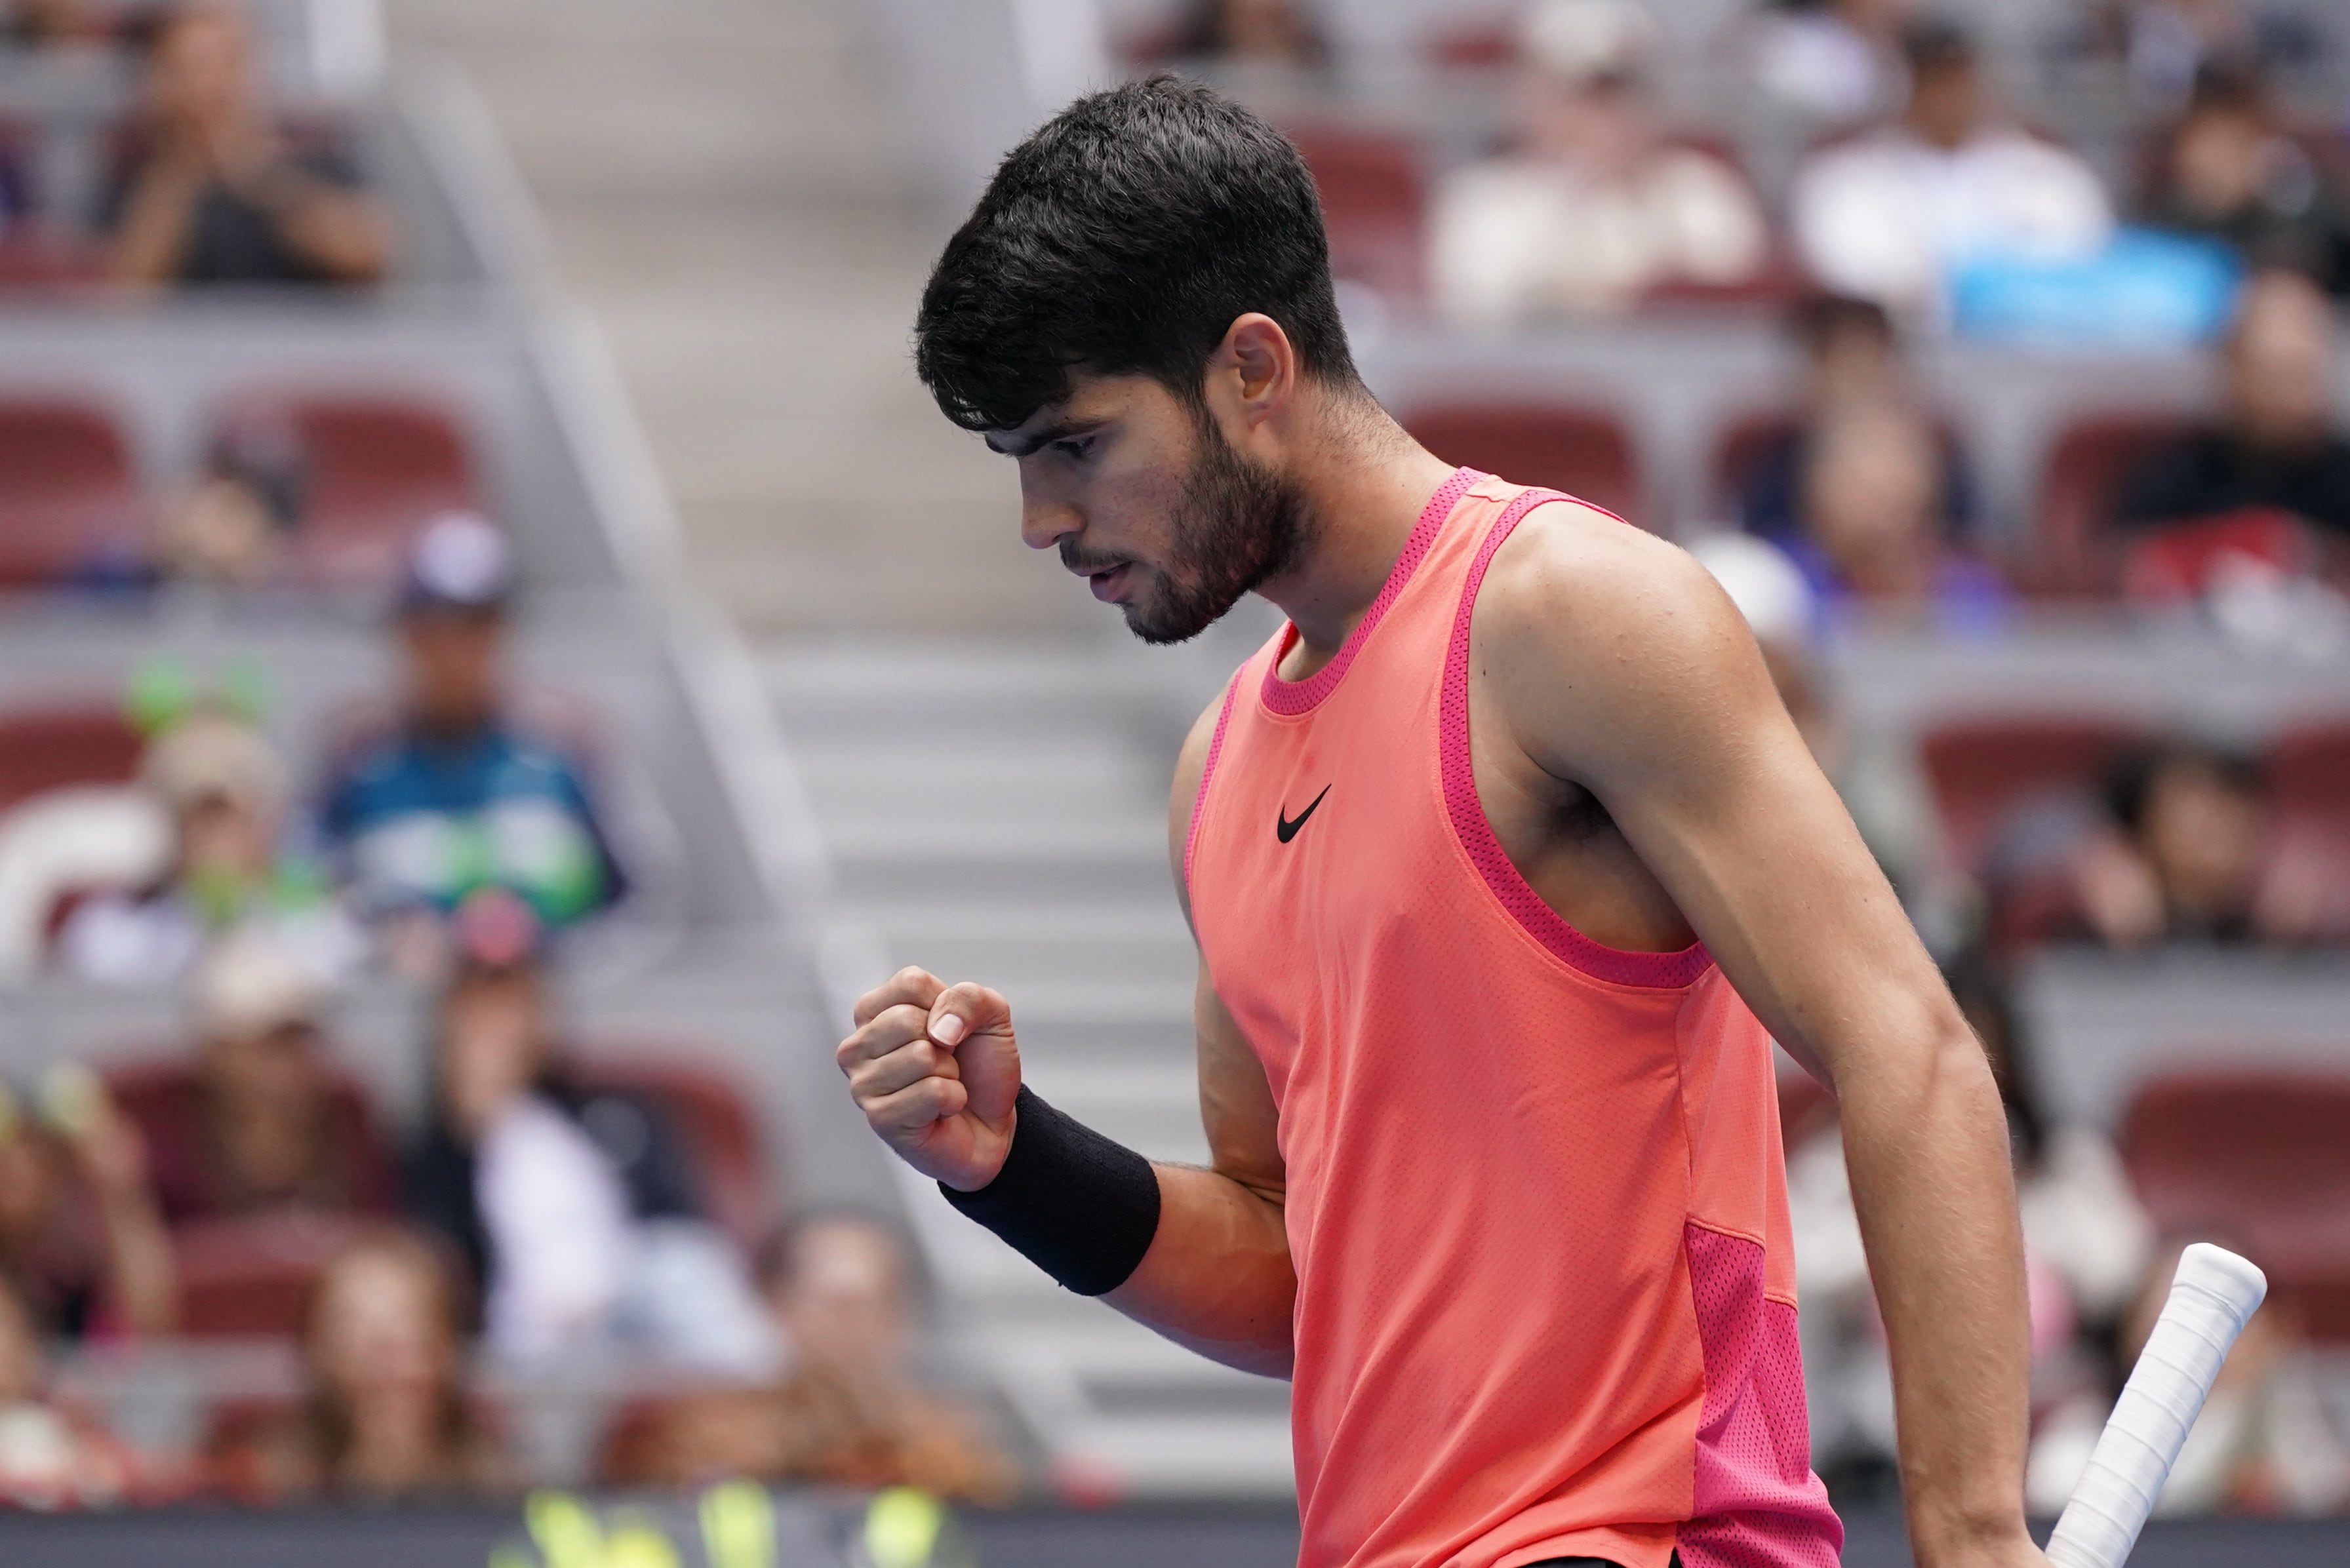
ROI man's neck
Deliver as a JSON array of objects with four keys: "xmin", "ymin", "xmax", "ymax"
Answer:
[{"xmin": 1258, "ymin": 431, "xmax": 1460, "ymax": 677}]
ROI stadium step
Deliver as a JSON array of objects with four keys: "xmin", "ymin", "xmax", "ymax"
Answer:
[{"xmin": 763, "ymin": 636, "xmax": 1292, "ymax": 1499}]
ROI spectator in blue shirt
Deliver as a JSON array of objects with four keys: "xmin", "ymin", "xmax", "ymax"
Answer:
[{"xmin": 318, "ymin": 514, "xmax": 622, "ymax": 962}]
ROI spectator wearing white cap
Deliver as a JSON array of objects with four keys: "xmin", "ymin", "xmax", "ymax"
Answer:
[
  {"xmin": 1791, "ymin": 15, "xmax": 2113, "ymax": 322},
  {"xmin": 317, "ymin": 513, "xmax": 625, "ymax": 971},
  {"xmin": 57, "ymin": 705, "xmax": 362, "ymax": 987},
  {"xmin": 1430, "ymin": 0, "xmax": 1768, "ymax": 324}
]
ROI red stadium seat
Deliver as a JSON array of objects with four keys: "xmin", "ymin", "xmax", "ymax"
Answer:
[
  {"xmin": 172, "ymin": 1211, "xmax": 375, "ymax": 1337},
  {"xmin": 2271, "ymin": 721, "xmax": 2350, "ymax": 818},
  {"xmin": 2030, "ymin": 412, "xmax": 2199, "ymax": 595},
  {"xmin": 1400, "ymin": 402, "xmax": 1642, "ymax": 526},
  {"xmin": 102, "ymin": 1057, "xmax": 400, "ymax": 1230},
  {"xmin": 213, "ymin": 395, "xmax": 479, "ymax": 589},
  {"xmin": 1286, "ymin": 127, "xmax": 1426, "ymax": 303},
  {"xmin": 573, "ymin": 1050, "xmax": 777, "ymax": 1251},
  {"xmin": 1424, "ymin": 22, "xmax": 1516, "ymax": 67},
  {"xmin": 2121, "ymin": 1070, "xmax": 2350, "ymax": 1341},
  {"xmin": 0, "ymin": 400, "xmax": 141, "ymax": 586},
  {"xmin": 1917, "ymin": 716, "xmax": 2146, "ymax": 876},
  {"xmin": 0, "ymin": 704, "xmax": 143, "ymax": 814},
  {"xmin": 2267, "ymin": 721, "xmax": 2350, "ymax": 937}
]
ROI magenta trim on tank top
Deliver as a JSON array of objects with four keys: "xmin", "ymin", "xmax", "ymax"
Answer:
[
  {"xmin": 1260, "ymin": 466, "xmax": 1483, "ymax": 717},
  {"xmin": 1440, "ymin": 487, "xmax": 1716, "ymax": 990}
]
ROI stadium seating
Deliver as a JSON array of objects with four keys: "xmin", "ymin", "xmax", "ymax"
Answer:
[
  {"xmin": 0, "ymin": 704, "xmax": 143, "ymax": 813},
  {"xmin": 1916, "ymin": 716, "xmax": 2146, "ymax": 876},
  {"xmin": 2029, "ymin": 411, "xmax": 2199, "ymax": 595},
  {"xmin": 2268, "ymin": 720, "xmax": 2350, "ymax": 931},
  {"xmin": 2121, "ymin": 1070, "xmax": 2350, "ymax": 1341},
  {"xmin": 171, "ymin": 1210, "xmax": 379, "ymax": 1338},
  {"xmin": 574, "ymin": 1051, "xmax": 777, "ymax": 1252},
  {"xmin": 211, "ymin": 395, "xmax": 479, "ymax": 589},
  {"xmin": 1399, "ymin": 401, "xmax": 1642, "ymax": 526},
  {"xmin": 0, "ymin": 399, "xmax": 141, "ymax": 586},
  {"xmin": 1286, "ymin": 127, "xmax": 1427, "ymax": 304}
]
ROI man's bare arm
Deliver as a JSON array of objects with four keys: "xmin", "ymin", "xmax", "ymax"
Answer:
[
  {"xmin": 1477, "ymin": 509, "xmax": 2042, "ymax": 1568},
  {"xmin": 1104, "ymin": 692, "xmax": 1297, "ymax": 1377},
  {"xmin": 1104, "ymin": 962, "xmax": 1295, "ymax": 1377}
]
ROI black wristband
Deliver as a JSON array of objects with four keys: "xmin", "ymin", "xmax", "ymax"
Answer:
[{"xmin": 939, "ymin": 1085, "xmax": 1161, "ymax": 1296}]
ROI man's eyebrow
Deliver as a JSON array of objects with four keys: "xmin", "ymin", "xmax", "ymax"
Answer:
[{"xmin": 984, "ymin": 418, "xmax": 1105, "ymax": 458}]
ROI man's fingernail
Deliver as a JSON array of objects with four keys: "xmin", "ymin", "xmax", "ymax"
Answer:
[{"xmin": 932, "ymin": 1014, "xmax": 966, "ymax": 1046}]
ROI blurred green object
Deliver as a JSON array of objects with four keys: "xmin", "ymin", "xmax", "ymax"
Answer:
[
  {"xmin": 860, "ymin": 1488, "xmax": 947, "ymax": 1568},
  {"xmin": 123, "ymin": 654, "xmax": 274, "ymax": 735},
  {"xmin": 527, "ymin": 1489, "xmax": 607, "ymax": 1568},
  {"xmin": 700, "ymin": 1480, "xmax": 777, "ymax": 1568},
  {"xmin": 602, "ymin": 1517, "xmax": 684, "ymax": 1568}
]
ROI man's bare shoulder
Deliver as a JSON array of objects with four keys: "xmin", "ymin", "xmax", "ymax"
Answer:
[{"xmin": 1475, "ymin": 499, "xmax": 1776, "ymax": 783}]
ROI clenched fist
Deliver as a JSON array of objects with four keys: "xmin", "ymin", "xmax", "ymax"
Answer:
[{"xmin": 837, "ymin": 966, "xmax": 1022, "ymax": 1192}]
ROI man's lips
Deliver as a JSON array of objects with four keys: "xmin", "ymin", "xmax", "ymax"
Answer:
[{"xmin": 1083, "ymin": 562, "xmax": 1132, "ymax": 603}]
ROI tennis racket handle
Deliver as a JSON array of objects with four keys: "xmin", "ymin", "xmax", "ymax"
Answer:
[{"xmin": 2044, "ymin": 1243, "xmax": 2267, "ymax": 1568}]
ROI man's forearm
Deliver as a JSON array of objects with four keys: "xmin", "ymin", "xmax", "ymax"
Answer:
[
  {"xmin": 1838, "ymin": 1016, "xmax": 2035, "ymax": 1563},
  {"xmin": 1106, "ymin": 1163, "xmax": 1296, "ymax": 1378}
]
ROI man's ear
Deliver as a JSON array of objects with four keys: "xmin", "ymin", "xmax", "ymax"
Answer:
[{"xmin": 1216, "ymin": 313, "xmax": 1298, "ymax": 431}]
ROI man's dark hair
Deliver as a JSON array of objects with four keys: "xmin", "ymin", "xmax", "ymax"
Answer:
[
  {"xmin": 1789, "ymin": 292, "xmax": 1894, "ymax": 356},
  {"xmin": 915, "ymin": 73, "xmax": 1359, "ymax": 433},
  {"xmin": 2103, "ymin": 741, "xmax": 2263, "ymax": 836},
  {"xmin": 1900, "ymin": 14, "xmax": 1975, "ymax": 75}
]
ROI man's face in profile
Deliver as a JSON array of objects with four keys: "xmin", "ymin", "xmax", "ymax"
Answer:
[{"xmin": 991, "ymin": 371, "xmax": 1307, "ymax": 644}]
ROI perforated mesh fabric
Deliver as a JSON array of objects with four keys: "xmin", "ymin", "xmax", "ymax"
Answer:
[{"xmin": 1680, "ymin": 1224, "xmax": 1843, "ymax": 1568}]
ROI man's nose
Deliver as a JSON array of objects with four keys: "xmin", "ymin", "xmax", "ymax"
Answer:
[{"xmin": 1020, "ymin": 496, "xmax": 1081, "ymax": 553}]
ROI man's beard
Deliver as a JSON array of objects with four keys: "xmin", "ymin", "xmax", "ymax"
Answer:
[{"xmin": 1070, "ymin": 416, "xmax": 1311, "ymax": 646}]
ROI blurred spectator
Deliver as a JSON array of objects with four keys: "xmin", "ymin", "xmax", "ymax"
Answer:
[
  {"xmin": 138, "ymin": 930, "xmax": 397, "ymax": 1225},
  {"xmin": 151, "ymin": 420, "xmax": 309, "ymax": 588},
  {"xmin": 1173, "ymin": 0, "xmax": 1324, "ymax": 66},
  {"xmin": 2, "ymin": 0, "xmax": 112, "ymax": 49},
  {"xmin": 2115, "ymin": 267, "xmax": 2350, "ymax": 542},
  {"xmin": 99, "ymin": 5, "xmax": 391, "ymax": 288},
  {"xmin": 0, "ymin": 1068, "xmax": 177, "ymax": 1338},
  {"xmin": 2025, "ymin": 740, "xmax": 2334, "ymax": 948},
  {"xmin": 1785, "ymin": 403, "xmax": 2009, "ymax": 626},
  {"xmin": 319, "ymin": 515, "xmax": 624, "ymax": 969},
  {"xmin": 210, "ymin": 1228, "xmax": 509, "ymax": 1503},
  {"xmin": 1738, "ymin": 293, "xmax": 1975, "ymax": 542},
  {"xmin": 57, "ymin": 707, "xmax": 361, "ymax": 987},
  {"xmin": 604, "ymin": 1213, "xmax": 1016, "ymax": 1502},
  {"xmin": 1745, "ymin": 0, "xmax": 1908, "ymax": 125},
  {"xmin": 2028, "ymin": 1243, "xmax": 2350, "ymax": 1516},
  {"xmin": 2055, "ymin": 0, "xmax": 2329, "ymax": 112},
  {"xmin": 1791, "ymin": 16, "xmax": 2113, "ymax": 320},
  {"xmin": 0, "ymin": 1273, "xmax": 140, "ymax": 1507},
  {"xmin": 2137, "ymin": 65, "xmax": 2350, "ymax": 294},
  {"xmin": 403, "ymin": 893, "xmax": 775, "ymax": 1375},
  {"xmin": 1431, "ymin": 0, "xmax": 1767, "ymax": 324}
]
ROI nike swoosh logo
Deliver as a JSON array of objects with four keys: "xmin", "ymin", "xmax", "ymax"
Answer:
[{"xmin": 1276, "ymin": 784, "xmax": 1331, "ymax": 844}]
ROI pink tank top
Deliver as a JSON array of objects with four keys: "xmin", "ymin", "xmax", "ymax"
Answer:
[{"xmin": 1184, "ymin": 470, "xmax": 1842, "ymax": 1568}]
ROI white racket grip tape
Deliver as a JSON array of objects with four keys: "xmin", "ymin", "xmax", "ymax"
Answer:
[{"xmin": 2044, "ymin": 1243, "xmax": 2268, "ymax": 1568}]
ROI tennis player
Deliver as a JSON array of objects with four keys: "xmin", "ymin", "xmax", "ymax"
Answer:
[{"xmin": 838, "ymin": 75, "xmax": 2048, "ymax": 1568}]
